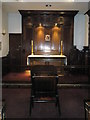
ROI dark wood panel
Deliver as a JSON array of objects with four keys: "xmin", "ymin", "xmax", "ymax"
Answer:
[
  {"xmin": 9, "ymin": 34, "xmax": 22, "ymax": 71},
  {"xmin": 51, "ymin": 26, "xmax": 61, "ymax": 52},
  {"xmin": 2, "ymin": 56, "xmax": 10, "ymax": 76},
  {"xmin": 19, "ymin": 10, "xmax": 78, "ymax": 17},
  {"xmin": 34, "ymin": 26, "xmax": 61, "ymax": 54},
  {"xmin": 22, "ymin": 18, "xmax": 33, "ymax": 66},
  {"xmin": 63, "ymin": 25, "xmax": 73, "ymax": 60},
  {"xmin": 34, "ymin": 26, "xmax": 45, "ymax": 51}
]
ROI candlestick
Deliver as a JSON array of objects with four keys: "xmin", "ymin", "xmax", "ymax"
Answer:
[
  {"xmin": 60, "ymin": 40, "xmax": 63, "ymax": 55},
  {"xmin": 31, "ymin": 40, "xmax": 34, "ymax": 55}
]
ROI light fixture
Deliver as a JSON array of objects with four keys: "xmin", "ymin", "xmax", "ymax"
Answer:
[
  {"xmin": 55, "ymin": 23, "xmax": 57, "ymax": 27},
  {"xmin": 45, "ymin": 4, "xmax": 52, "ymax": 7},
  {"xmin": 39, "ymin": 23, "xmax": 41, "ymax": 26},
  {"xmin": 2, "ymin": 29, "xmax": 6, "ymax": 35}
]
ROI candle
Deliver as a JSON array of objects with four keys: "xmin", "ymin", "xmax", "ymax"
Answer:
[
  {"xmin": 60, "ymin": 40, "xmax": 63, "ymax": 55},
  {"xmin": 61, "ymin": 41, "xmax": 63, "ymax": 46},
  {"xmin": 31, "ymin": 40, "xmax": 33, "ymax": 46},
  {"xmin": 31, "ymin": 40, "xmax": 34, "ymax": 55}
]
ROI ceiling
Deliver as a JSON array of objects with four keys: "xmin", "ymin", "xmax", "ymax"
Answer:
[{"xmin": 2, "ymin": 2, "xmax": 89, "ymax": 14}]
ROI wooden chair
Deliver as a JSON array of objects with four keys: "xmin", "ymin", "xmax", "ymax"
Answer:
[
  {"xmin": 29, "ymin": 65, "xmax": 61, "ymax": 116},
  {"xmin": 84, "ymin": 99, "xmax": 90, "ymax": 120}
]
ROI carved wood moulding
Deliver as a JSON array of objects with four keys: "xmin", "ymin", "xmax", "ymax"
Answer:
[{"xmin": 19, "ymin": 10, "xmax": 78, "ymax": 27}]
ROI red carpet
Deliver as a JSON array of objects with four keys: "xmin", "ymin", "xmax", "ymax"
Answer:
[
  {"xmin": 2, "ymin": 70, "xmax": 31, "ymax": 83},
  {"xmin": 2, "ymin": 88, "xmax": 89, "ymax": 119},
  {"xmin": 2, "ymin": 71, "xmax": 88, "ymax": 84},
  {"xmin": 2, "ymin": 72, "xmax": 89, "ymax": 119}
]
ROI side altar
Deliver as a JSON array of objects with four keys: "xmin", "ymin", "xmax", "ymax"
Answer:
[
  {"xmin": 27, "ymin": 55, "xmax": 67, "ymax": 74},
  {"xmin": 27, "ymin": 54, "xmax": 67, "ymax": 66},
  {"xmin": 27, "ymin": 40, "xmax": 67, "ymax": 74}
]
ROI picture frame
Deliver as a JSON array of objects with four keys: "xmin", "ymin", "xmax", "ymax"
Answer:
[{"xmin": 45, "ymin": 34, "xmax": 50, "ymax": 41}]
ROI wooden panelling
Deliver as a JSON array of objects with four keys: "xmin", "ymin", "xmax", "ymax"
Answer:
[
  {"xmin": 20, "ymin": 10, "xmax": 77, "ymax": 65},
  {"xmin": 22, "ymin": 18, "xmax": 33, "ymax": 66},
  {"xmin": 34, "ymin": 26, "xmax": 45, "ymax": 51},
  {"xmin": 9, "ymin": 34, "xmax": 22, "ymax": 71},
  {"xmin": 2, "ymin": 56, "xmax": 10, "ymax": 76},
  {"xmin": 51, "ymin": 26, "xmax": 61, "ymax": 51}
]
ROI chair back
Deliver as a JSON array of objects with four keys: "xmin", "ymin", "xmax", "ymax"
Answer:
[{"xmin": 31, "ymin": 65, "xmax": 58, "ymax": 97}]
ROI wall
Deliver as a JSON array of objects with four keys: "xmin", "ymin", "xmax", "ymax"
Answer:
[
  {"xmin": 74, "ymin": 13, "xmax": 89, "ymax": 50},
  {"xmin": 8, "ymin": 13, "xmax": 22, "ymax": 33},
  {"xmin": 2, "ymin": 9, "xmax": 9, "ymax": 57},
  {"xmin": 2, "ymin": 12, "xmax": 22, "ymax": 57},
  {"xmin": 0, "ymin": 2, "xmax": 2, "ymax": 102},
  {"xmin": 0, "ymin": 2, "xmax": 2, "ymax": 57}
]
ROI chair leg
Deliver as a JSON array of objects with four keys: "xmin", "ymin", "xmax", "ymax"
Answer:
[
  {"xmin": 29, "ymin": 97, "xmax": 33, "ymax": 116},
  {"xmin": 56, "ymin": 96, "xmax": 61, "ymax": 116},
  {"xmin": 84, "ymin": 100, "xmax": 87, "ymax": 120},
  {"xmin": 56, "ymin": 100, "xmax": 58, "ymax": 106}
]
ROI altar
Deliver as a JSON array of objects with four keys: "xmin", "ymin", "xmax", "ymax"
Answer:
[{"xmin": 27, "ymin": 54, "xmax": 67, "ymax": 66}]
